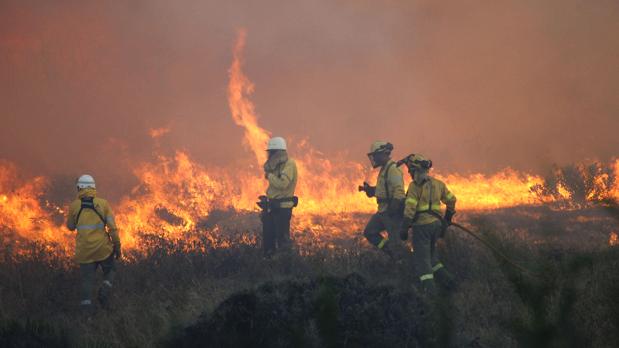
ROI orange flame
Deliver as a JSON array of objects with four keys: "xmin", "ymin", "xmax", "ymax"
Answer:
[
  {"xmin": 227, "ymin": 29, "xmax": 271, "ymax": 166},
  {"xmin": 1, "ymin": 31, "xmax": 619, "ymax": 260},
  {"xmin": 225, "ymin": 31, "xmax": 376, "ymax": 218},
  {"xmin": 0, "ymin": 162, "xmax": 70, "ymax": 255}
]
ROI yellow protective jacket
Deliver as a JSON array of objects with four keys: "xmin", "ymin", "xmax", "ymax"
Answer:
[
  {"xmin": 266, "ymin": 158, "xmax": 298, "ymax": 208},
  {"xmin": 66, "ymin": 188, "xmax": 120, "ymax": 264},
  {"xmin": 404, "ymin": 176, "xmax": 456, "ymax": 226},
  {"xmin": 375, "ymin": 160, "xmax": 406, "ymax": 213}
]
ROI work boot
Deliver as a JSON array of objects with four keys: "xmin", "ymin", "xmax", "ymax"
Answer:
[
  {"xmin": 434, "ymin": 268, "xmax": 457, "ymax": 291},
  {"xmin": 97, "ymin": 281, "xmax": 113, "ymax": 308}
]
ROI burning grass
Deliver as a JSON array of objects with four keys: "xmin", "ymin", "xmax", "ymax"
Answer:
[{"xmin": 2, "ymin": 155, "xmax": 618, "ymax": 260}]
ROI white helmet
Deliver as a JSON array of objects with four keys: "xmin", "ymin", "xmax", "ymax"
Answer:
[
  {"xmin": 267, "ymin": 136, "xmax": 287, "ymax": 151},
  {"xmin": 76, "ymin": 174, "xmax": 96, "ymax": 189}
]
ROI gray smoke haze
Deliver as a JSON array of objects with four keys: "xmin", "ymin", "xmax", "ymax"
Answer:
[{"xmin": 1, "ymin": 0, "xmax": 618, "ymax": 198}]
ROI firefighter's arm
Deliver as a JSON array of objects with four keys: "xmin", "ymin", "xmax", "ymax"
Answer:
[
  {"xmin": 103, "ymin": 203, "xmax": 122, "ymax": 259},
  {"xmin": 403, "ymin": 184, "xmax": 419, "ymax": 220},
  {"xmin": 103, "ymin": 203, "xmax": 121, "ymax": 244},
  {"xmin": 440, "ymin": 183, "xmax": 457, "ymax": 224},
  {"xmin": 66, "ymin": 202, "xmax": 77, "ymax": 231},
  {"xmin": 399, "ymin": 184, "xmax": 418, "ymax": 240},
  {"xmin": 440, "ymin": 182, "xmax": 457, "ymax": 213},
  {"xmin": 267, "ymin": 162, "xmax": 294, "ymax": 189}
]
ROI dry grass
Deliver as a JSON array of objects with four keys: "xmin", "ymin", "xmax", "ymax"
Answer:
[{"xmin": 1, "ymin": 204, "xmax": 618, "ymax": 347}]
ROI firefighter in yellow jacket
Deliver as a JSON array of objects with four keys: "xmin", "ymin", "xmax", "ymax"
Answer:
[
  {"xmin": 261, "ymin": 136, "xmax": 298, "ymax": 257},
  {"xmin": 398, "ymin": 154, "xmax": 457, "ymax": 293},
  {"xmin": 359, "ymin": 141, "xmax": 406, "ymax": 257},
  {"xmin": 66, "ymin": 175, "xmax": 121, "ymax": 310}
]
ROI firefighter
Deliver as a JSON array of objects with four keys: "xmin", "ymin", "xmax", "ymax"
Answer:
[
  {"xmin": 398, "ymin": 154, "xmax": 457, "ymax": 293},
  {"xmin": 359, "ymin": 141, "xmax": 406, "ymax": 257},
  {"xmin": 66, "ymin": 175, "xmax": 121, "ymax": 311},
  {"xmin": 260, "ymin": 136, "xmax": 298, "ymax": 258}
]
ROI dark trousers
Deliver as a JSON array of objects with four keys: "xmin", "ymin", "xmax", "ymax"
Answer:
[
  {"xmin": 79, "ymin": 253, "xmax": 116, "ymax": 303},
  {"xmin": 262, "ymin": 208, "xmax": 293, "ymax": 256},
  {"xmin": 363, "ymin": 212, "xmax": 402, "ymax": 247},
  {"xmin": 412, "ymin": 221, "xmax": 443, "ymax": 282}
]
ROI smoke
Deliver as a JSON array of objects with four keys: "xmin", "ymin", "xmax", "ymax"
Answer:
[{"xmin": 1, "ymin": 0, "xmax": 618, "ymax": 199}]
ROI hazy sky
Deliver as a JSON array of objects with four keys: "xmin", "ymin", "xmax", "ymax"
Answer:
[{"xmin": 1, "ymin": 0, "xmax": 618, "ymax": 191}]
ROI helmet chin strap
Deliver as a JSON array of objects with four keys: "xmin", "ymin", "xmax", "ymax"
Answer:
[{"xmin": 413, "ymin": 170, "xmax": 429, "ymax": 183}]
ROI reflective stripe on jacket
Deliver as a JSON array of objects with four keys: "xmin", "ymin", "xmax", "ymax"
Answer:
[
  {"xmin": 404, "ymin": 177, "xmax": 456, "ymax": 225},
  {"xmin": 266, "ymin": 158, "xmax": 298, "ymax": 208},
  {"xmin": 66, "ymin": 188, "xmax": 120, "ymax": 264}
]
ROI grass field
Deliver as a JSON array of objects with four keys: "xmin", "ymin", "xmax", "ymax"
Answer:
[{"xmin": 1, "ymin": 204, "xmax": 618, "ymax": 347}]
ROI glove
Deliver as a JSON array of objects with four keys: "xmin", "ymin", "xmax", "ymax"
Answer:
[
  {"xmin": 359, "ymin": 182, "xmax": 376, "ymax": 197},
  {"xmin": 256, "ymin": 195, "xmax": 268, "ymax": 210},
  {"xmin": 444, "ymin": 210, "xmax": 456, "ymax": 226},
  {"xmin": 439, "ymin": 210, "xmax": 456, "ymax": 239},
  {"xmin": 113, "ymin": 243, "xmax": 122, "ymax": 260}
]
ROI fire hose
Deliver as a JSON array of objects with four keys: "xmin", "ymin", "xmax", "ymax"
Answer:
[
  {"xmin": 447, "ymin": 222, "xmax": 540, "ymax": 278},
  {"xmin": 393, "ymin": 156, "xmax": 540, "ymax": 278}
]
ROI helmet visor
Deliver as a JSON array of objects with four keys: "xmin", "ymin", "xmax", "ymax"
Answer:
[
  {"xmin": 368, "ymin": 153, "xmax": 384, "ymax": 168},
  {"xmin": 368, "ymin": 153, "xmax": 378, "ymax": 167}
]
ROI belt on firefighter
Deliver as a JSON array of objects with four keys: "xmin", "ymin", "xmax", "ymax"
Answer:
[
  {"xmin": 269, "ymin": 196, "xmax": 299, "ymax": 208},
  {"xmin": 412, "ymin": 209, "xmax": 443, "ymax": 223},
  {"xmin": 257, "ymin": 196, "xmax": 299, "ymax": 210}
]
